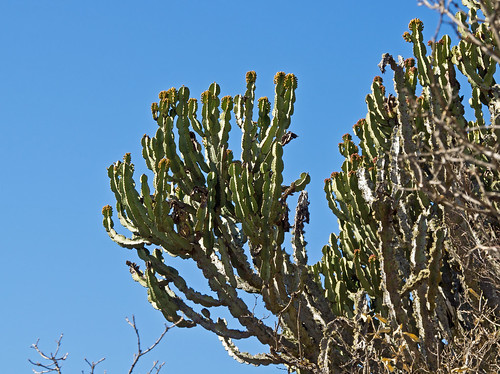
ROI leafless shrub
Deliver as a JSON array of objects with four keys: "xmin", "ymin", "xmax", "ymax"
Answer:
[{"xmin": 29, "ymin": 316, "xmax": 179, "ymax": 374}]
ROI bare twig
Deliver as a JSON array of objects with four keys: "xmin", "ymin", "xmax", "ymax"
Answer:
[
  {"xmin": 28, "ymin": 334, "xmax": 68, "ymax": 374},
  {"xmin": 146, "ymin": 360, "xmax": 165, "ymax": 374},
  {"xmin": 126, "ymin": 315, "xmax": 180, "ymax": 374},
  {"xmin": 82, "ymin": 357, "xmax": 105, "ymax": 374}
]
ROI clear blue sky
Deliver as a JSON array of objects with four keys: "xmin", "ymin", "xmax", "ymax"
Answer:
[{"xmin": 1, "ymin": 1, "xmax": 444, "ymax": 372}]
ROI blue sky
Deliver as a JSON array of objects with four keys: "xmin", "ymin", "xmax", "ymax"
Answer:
[{"xmin": 1, "ymin": 1, "xmax": 444, "ymax": 372}]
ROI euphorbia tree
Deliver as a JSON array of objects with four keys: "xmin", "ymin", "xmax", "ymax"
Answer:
[{"xmin": 103, "ymin": 2, "xmax": 499, "ymax": 372}]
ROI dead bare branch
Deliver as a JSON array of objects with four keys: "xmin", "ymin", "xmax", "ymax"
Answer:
[{"xmin": 29, "ymin": 315, "xmax": 178, "ymax": 374}]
